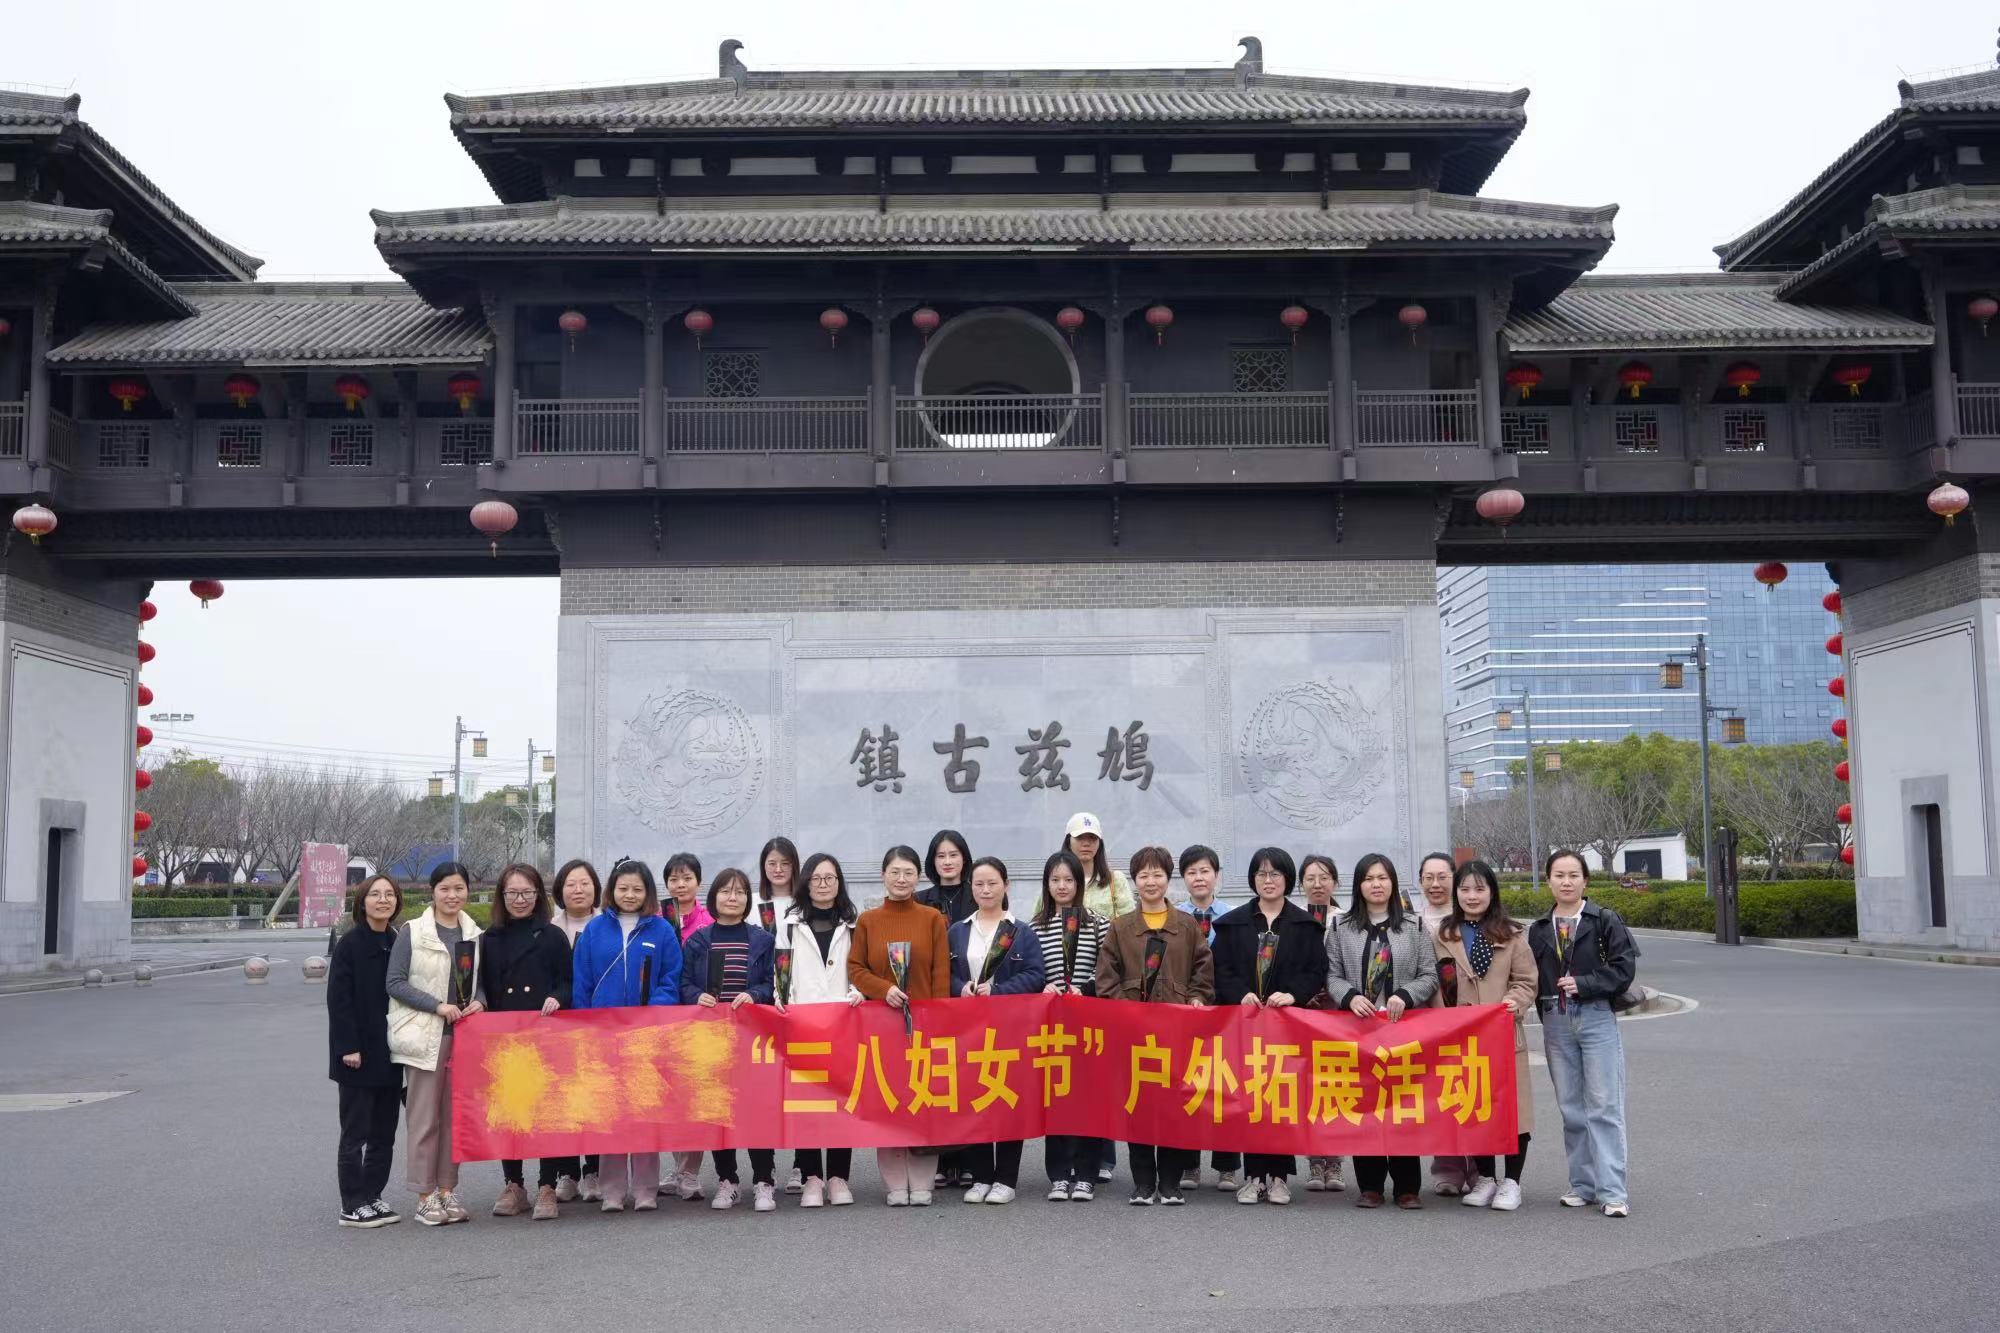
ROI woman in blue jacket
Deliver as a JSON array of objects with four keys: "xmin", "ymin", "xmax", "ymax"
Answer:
[
  {"xmin": 680, "ymin": 867, "xmax": 779, "ymax": 1212},
  {"xmin": 571, "ymin": 859, "xmax": 682, "ymax": 1213},
  {"xmin": 947, "ymin": 856, "xmax": 1044, "ymax": 1204}
]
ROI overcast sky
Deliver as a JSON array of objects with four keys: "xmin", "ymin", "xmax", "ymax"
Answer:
[{"xmin": 9, "ymin": 0, "xmax": 1992, "ymax": 783}]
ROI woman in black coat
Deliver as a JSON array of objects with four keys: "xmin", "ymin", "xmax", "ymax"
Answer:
[
  {"xmin": 479, "ymin": 863, "xmax": 574, "ymax": 1220},
  {"xmin": 1210, "ymin": 847, "xmax": 1328, "ymax": 1207},
  {"xmin": 328, "ymin": 874, "xmax": 405, "ymax": 1228}
]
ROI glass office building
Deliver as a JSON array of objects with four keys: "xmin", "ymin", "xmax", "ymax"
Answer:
[{"xmin": 1441, "ymin": 563, "xmax": 1837, "ymax": 792}]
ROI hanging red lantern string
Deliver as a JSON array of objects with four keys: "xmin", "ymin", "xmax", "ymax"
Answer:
[
  {"xmin": 1839, "ymin": 845, "xmax": 1855, "ymax": 866},
  {"xmin": 1753, "ymin": 561, "xmax": 1788, "ymax": 591},
  {"xmin": 819, "ymin": 307, "xmax": 849, "ymax": 349},
  {"xmin": 1928, "ymin": 481, "xmax": 1971, "ymax": 526},
  {"xmin": 1825, "ymin": 632, "xmax": 1844, "ymax": 656},
  {"xmin": 137, "ymin": 641, "xmax": 156, "ymax": 666},
  {"xmin": 447, "ymin": 372, "xmax": 482, "ymax": 413},
  {"xmin": 135, "ymin": 724, "xmax": 153, "ymax": 750},
  {"xmin": 1504, "ymin": 363, "xmax": 1543, "ymax": 401},
  {"xmin": 223, "ymin": 373, "xmax": 261, "ymax": 409},
  {"xmin": 1055, "ymin": 306, "xmax": 1085, "ymax": 345},
  {"xmin": 1830, "ymin": 364, "xmax": 1870, "ymax": 397},
  {"xmin": 1144, "ymin": 304, "xmax": 1174, "ymax": 345},
  {"xmin": 470, "ymin": 498, "xmax": 519, "ymax": 558},
  {"xmin": 134, "ymin": 811, "xmax": 152, "ymax": 834},
  {"xmin": 333, "ymin": 374, "xmax": 370, "ymax": 412},
  {"xmin": 189, "ymin": 579, "xmax": 224, "ymax": 609},
  {"xmin": 911, "ymin": 307, "xmax": 941, "ymax": 343},
  {"xmin": 683, "ymin": 309, "xmax": 713, "ymax": 349},
  {"xmin": 12, "ymin": 503, "xmax": 56, "ymax": 545},
  {"xmin": 1834, "ymin": 760, "xmax": 1850, "ymax": 782},
  {"xmin": 132, "ymin": 855, "xmax": 148, "ymax": 879},
  {"xmin": 1828, "ymin": 676, "xmax": 1846, "ymax": 698},
  {"xmin": 1822, "ymin": 589, "xmax": 1842, "ymax": 617},
  {"xmin": 137, "ymin": 683, "xmax": 153, "ymax": 707},
  {"xmin": 1278, "ymin": 304, "xmax": 1308, "ymax": 345},
  {"xmin": 1724, "ymin": 361, "xmax": 1762, "ymax": 397},
  {"xmin": 1617, "ymin": 361, "xmax": 1653, "ymax": 400},
  {"xmin": 138, "ymin": 598, "xmax": 157, "ymax": 623},
  {"xmin": 135, "ymin": 770, "xmax": 152, "ymax": 792},
  {"xmin": 1831, "ymin": 717, "xmax": 1848, "ymax": 741},
  {"xmin": 107, "ymin": 378, "xmax": 149, "ymax": 412},
  {"xmin": 1836, "ymin": 802, "xmax": 1852, "ymax": 823}
]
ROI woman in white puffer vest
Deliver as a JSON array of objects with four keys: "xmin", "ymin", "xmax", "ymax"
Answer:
[
  {"xmin": 772, "ymin": 851, "xmax": 863, "ymax": 1208},
  {"xmin": 387, "ymin": 861, "xmax": 485, "ymax": 1227}
]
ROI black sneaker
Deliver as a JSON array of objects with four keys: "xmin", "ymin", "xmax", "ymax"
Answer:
[
  {"xmin": 339, "ymin": 1207, "xmax": 367, "ymax": 1228},
  {"xmin": 367, "ymin": 1198, "xmax": 402, "ymax": 1225},
  {"xmin": 1159, "ymin": 1191, "xmax": 1186, "ymax": 1206},
  {"xmin": 1128, "ymin": 1191, "xmax": 1156, "ymax": 1206}
]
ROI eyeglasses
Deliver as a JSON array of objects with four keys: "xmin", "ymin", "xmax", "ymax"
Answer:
[
  {"xmin": 1253, "ymin": 869, "xmax": 1285, "ymax": 881},
  {"xmin": 502, "ymin": 888, "xmax": 538, "ymax": 899},
  {"xmin": 809, "ymin": 875, "xmax": 839, "ymax": 887}
]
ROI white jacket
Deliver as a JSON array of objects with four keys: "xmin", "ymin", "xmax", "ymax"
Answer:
[
  {"xmin": 387, "ymin": 908, "xmax": 482, "ymax": 1072},
  {"xmin": 776, "ymin": 906, "xmax": 861, "ymax": 1006}
]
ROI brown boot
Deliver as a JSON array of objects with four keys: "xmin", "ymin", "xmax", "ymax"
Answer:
[
  {"xmin": 531, "ymin": 1185, "xmax": 559, "ymax": 1220},
  {"xmin": 491, "ymin": 1182, "xmax": 528, "ymax": 1217}
]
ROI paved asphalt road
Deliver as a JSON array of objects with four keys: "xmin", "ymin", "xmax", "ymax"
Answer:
[{"xmin": 3, "ymin": 935, "xmax": 1996, "ymax": 1332}]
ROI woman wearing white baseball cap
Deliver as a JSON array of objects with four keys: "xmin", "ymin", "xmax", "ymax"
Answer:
[{"xmin": 1063, "ymin": 813, "xmax": 1135, "ymax": 944}]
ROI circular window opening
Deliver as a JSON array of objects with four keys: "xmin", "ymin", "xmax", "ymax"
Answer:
[{"xmin": 913, "ymin": 307, "xmax": 1081, "ymax": 449}]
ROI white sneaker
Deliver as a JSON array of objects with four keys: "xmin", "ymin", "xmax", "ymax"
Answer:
[
  {"xmin": 886, "ymin": 1189, "xmax": 909, "ymax": 1207},
  {"xmin": 1236, "ymin": 1178, "xmax": 1264, "ymax": 1205},
  {"xmin": 1462, "ymin": 1177, "xmax": 1498, "ymax": 1208},
  {"xmin": 1096, "ymin": 1166, "xmax": 1115, "ymax": 1182},
  {"xmin": 1304, "ymin": 1169, "xmax": 1325, "ymax": 1192},
  {"xmin": 1266, "ymin": 1176, "xmax": 1291, "ymax": 1205},
  {"xmin": 753, "ymin": 1182, "xmax": 777, "ymax": 1213},
  {"xmin": 784, "ymin": 1166, "xmax": 804, "ymax": 1194},
  {"xmin": 554, "ymin": 1175, "xmax": 579, "ymax": 1202},
  {"xmin": 1323, "ymin": 1161, "xmax": 1346, "ymax": 1192},
  {"xmin": 985, "ymin": 1184, "xmax": 1015, "ymax": 1204},
  {"xmin": 963, "ymin": 1182, "xmax": 991, "ymax": 1204},
  {"xmin": 1047, "ymin": 1180, "xmax": 1071, "ymax": 1201},
  {"xmin": 828, "ymin": 1178, "xmax": 854, "ymax": 1206},
  {"xmin": 1178, "ymin": 1171, "xmax": 1201, "ymax": 1190},
  {"xmin": 1492, "ymin": 1179, "xmax": 1523, "ymax": 1211},
  {"xmin": 909, "ymin": 1190, "xmax": 933, "ymax": 1206},
  {"xmin": 578, "ymin": 1173, "xmax": 600, "ymax": 1202},
  {"xmin": 710, "ymin": 1181, "xmax": 740, "ymax": 1210},
  {"xmin": 801, "ymin": 1177, "xmax": 826, "ymax": 1208},
  {"xmin": 1558, "ymin": 1192, "xmax": 1592, "ymax": 1208},
  {"xmin": 676, "ymin": 1170, "xmax": 704, "ymax": 1202},
  {"xmin": 1602, "ymin": 1201, "xmax": 1629, "ymax": 1218},
  {"xmin": 1216, "ymin": 1171, "xmax": 1240, "ymax": 1192}
]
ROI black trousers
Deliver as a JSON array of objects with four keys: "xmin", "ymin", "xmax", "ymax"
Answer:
[
  {"xmin": 713, "ymin": 1147, "xmax": 776, "ymax": 1185},
  {"xmin": 1354, "ymin": 1155, "xmax": 1421, "ymax": 1197},
  {"xmin": 967, "ymin": 1140, "xmax": 1023, "ymax": 1188},
  {"xmin": 1044, "ymin": 1135, "xmax": 1104, "ymax": 1183},
  {"xmin": 1208, "ymin": 1151, "xmax": 1240, "ymax": 1173},
  {"xmin": 1244, "ymin": 1152, "xmax": 1295, "ymax": 1180},
  {"xmin": 501, "ymin": 1157, "xmax": 561, "ymax": 1188},
  {"xmin": 795, "ymin": 1147, "xmax": 852, "ymax": 1180},
  {"xmin": 335, "ymin": 1083, "xmax": 400, "ymax": 1211},
  {"xmin": 1475, "ymin": 1133, "xmax": 1533, "ymax": 1183},
  {"xmin": 1127, "ymin": 1143, "xmax": 1196, "ymax": 1196},
  {"xmin": 938, "ymin": 1146, "xmax": 971, "ymax": 1182}
]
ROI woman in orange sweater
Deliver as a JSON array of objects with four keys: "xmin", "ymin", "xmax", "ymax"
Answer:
[{"xmin": 848, "ymin": 843, "xmax": 952, "ymax": 1206}]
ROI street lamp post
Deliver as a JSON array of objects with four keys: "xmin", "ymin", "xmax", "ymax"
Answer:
[
  {"xmin": 1495, "ymin": 690, "xmax": 1539, "ymax": 895},
  {"xmin": 450, "ymin": 715, "xmax": 485, "ymax": 864},
  {"xmin": 1661, "ymin": 633, "xmax": 1745, "ymax": 900},
  {"xmin": 526, "ymin": 740, "xmax": 554, "ymax": 872}
]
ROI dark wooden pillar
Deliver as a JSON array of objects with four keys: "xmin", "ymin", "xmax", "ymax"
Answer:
[
  {"xmin": 24, "ymin": 277, "xmax": 54, "ymax": 483},
  {"xmin": 641, "ymin": 302, "xmax": 664, "ymax": 486},
  {"xmin": 1474, "ymin": 286, "xmax": 1504, "ymax": 450},
  {"xmin": 489, "ymin": 298, "xmax": 516, "ymax": 466},
  {"xmin": 1103, "ymin": 294, "xmax": 1127, "ymax": 458},
  {"xmin": 1329, "ymin": 293, "xmax": 1355, "ymax": 454},
  {"xmin": 871, "ymin": 295, "xmax": 892, "ymax": 460},
  {"xmin": 1925, "ymin": 268, "xmax": 1959, "ymax": 447}
]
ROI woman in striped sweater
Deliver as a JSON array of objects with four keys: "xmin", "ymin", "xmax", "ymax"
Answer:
[{"xmin": 1030, "ymin": 849, "xmax": 1109, "ymax": 1201}]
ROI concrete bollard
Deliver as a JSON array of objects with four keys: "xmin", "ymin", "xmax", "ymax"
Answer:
[
  {"xmin": 301, "ymin": 956, "xmax": 328, "ymax": 983},
  {"xmin": 82, "ymin": 968, "xmax": 105, "ymax": 987},
  {"xmin": 134, "ymin": 964, "xmax": 154, "ymax": 986},
  {"xmin": 243, "ymin": 956, "xmax": 271, "ymax": 984}
]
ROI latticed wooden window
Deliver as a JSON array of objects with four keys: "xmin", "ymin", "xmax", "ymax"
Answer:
[
  {"xmin": 704, "ymin": 351, "xmax": 762, "ymax": 399},
  {"xmin": 327, "ymin": 422, "xmax": 375, "ymax": 467},
  {"xmin": 1829, "ymin": 408, "xmax": 1883, "ymax": 451},
  {"xmin": 1613, "ymin": 408, "xmax": 1661, "ymax": 454},
  {"xmin": 439, "ymin": 420, "xmax": 493, "ymax": 466},
  {"xmin": 1230, "ymin": 347, "xmax": 1290, "ymax": 393},
  {"xmin": 215, "ymin": 423, "xmax": 263, "ymax": 468},
  {"xmin": 1721, "ymin": 409, "xmax": 1767, "ymax": 453},
  {"xmin": 96, "ymin": 422, "xmax": 151, "ymax": 468},
  {"xmin": 1500, "ymin": 410, "xmax": 1550, "ymax": 455}
]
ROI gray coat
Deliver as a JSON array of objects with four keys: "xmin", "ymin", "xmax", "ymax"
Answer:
[{"xmin": 1326, "ymin": 915, "xmax": 1439, "ymax": 1011}]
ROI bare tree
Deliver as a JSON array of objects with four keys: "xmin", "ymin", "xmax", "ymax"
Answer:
[
  {"xmin": 1712, "ymin": 742, "xmax": 1846, "ymax": 877},
  {"xmin": 138, "ymin": 752, "xmax": 241, "ymax": 886}
]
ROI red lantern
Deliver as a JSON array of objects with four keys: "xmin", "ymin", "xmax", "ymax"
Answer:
[
  {"xmin": 683, "ymin": 309, "xmax": 713, "ymax": 348},
  {"xmin": 223, "ymin": 373, "xmax": 260, "ymax": 409},
  {"xmin": 1970, "ymin": 296, "xmax": 1998, "ymax": 336},
  {"xmin": 1145, "ymin": 304, "xmax": 1174, "ymax": 345},
  {"xmin": 1504, "ymin": 364, "xmax": 1543, "ymax": 400},
  {"xmin": 912, "ymin": 307, "xmax": 941, "ymax": 343},
  {"xmin": 1724, "ymin": 360, "xmax": 1761, "ymax": 397},
  {"xmin": 137, "ymin": 683, "xmax": 154, "ymax": 707},
  {"xmin": 1831, "ymin": 718, "xmax": 1848, "ymax": 742},
  {"xmin": 1928, "ymin": 481, "xmax": 1971, "ymax": 526},
  {"xmin": 819, "ymin": 307, "xmax": 849, "ymax": 348},
  {"xmin": 1279, "ymin": 304, "xmax": 1308, "ymax": 345},
  {"xmin": 447, "ymin": 372, "xmax": 481, "ymax": 413},
  {"xmin": 137, "ymin": 641, "xmax": 156, "ymax": 665},
  {"xmin": 1055, "ymin": 306, "xmax": 1086, "ymax": 345},
  {"xmin": 1836, "ymin": 801, "xmax": 1852, "ymax": 823},
  {"xmin": 1839, "ymin": 845, "xmax": 1855, "ymax": 866},
  {"xmin": 1475, "ymin": 487, "xmax": 1525, "ymax": 529},
  {"xmin": 107, "ymin": 378, "xmax": 148, "ymax": 412},
  {"xmin": 0, "ymin": 316, "xmax": 10, "ymax": 338},
  {"xmin": 1830, "ymin": 364, "xmax": 1870, "ymax": 398},
  {"xmin": 139, "ymin": 599, "xmax": 157, "ymax": 622},
  {"xmin": 189, "ymin": 579, "xmax": 224, "ymax": 609},
  {"xmin": 134, "ymin": 810, "xmax": 152, "ymax": 834},
  {"xmin": 333, "ymin": 374, "xmax": 370, "ymax": 412},
  {"xmin": 1753, "ymin": 561, "xmax": 1788, "ymax": 590},
  {"xmin": 135, "ymin": 770, "xmax": 152, "ymax": 792},
  {"xmin": 136, "ymin": 724, "xmax": 153, "ymax": 749},
  {"xmin": 132, "ymin": 855, "xmax": 148, "ymax": 879},
  {"xmin": 1822, "ymin": 590, "xmax": 1842, "ymax": 617},
  {"xmin": 1834, "ymin": 760, "xmax": 1850, "ymax": 783},
  {"xmin": 558, "ymin": 308, "xmax": 588, "ymax": 338},
  {"xmin": 1397, "ymin": 304, "xmax": 1429, "ymax": 345},
  {"xmin": 11, "ymin": 502, "xmax": 56, "ymax": 545},
  {"xmin": 470, "ymin": 498, "xmax": 519, "ymax": 558},
  {"xmin": 1826, "ymin": 633, "xmax": 1844, "ymax": 656},
  {"xmin": 1828, "ymin": 676, "xmax": 1846, "ymax": 698},
  {"xmin": 1617, "ymin": 361, "xmax": 1653, "ymax": 400}
]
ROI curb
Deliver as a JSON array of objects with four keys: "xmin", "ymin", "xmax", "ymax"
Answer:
[
  {"xmin": 0, "ymin": 955, "xmax": 257, "ymax": 996},
  {"xmin": 1629, "ymin": 927, "xmax": 2000, "ymax": 968}
]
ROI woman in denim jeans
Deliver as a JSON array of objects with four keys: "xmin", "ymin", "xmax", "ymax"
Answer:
[{"xmin": 1526, "ymin": 849, "xmax": 1638, "ymax": 1218}]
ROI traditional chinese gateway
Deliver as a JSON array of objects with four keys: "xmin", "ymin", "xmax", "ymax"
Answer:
[{"xmin": 3, "ymin": 38, "xmax": 1999, "ymax": 970}]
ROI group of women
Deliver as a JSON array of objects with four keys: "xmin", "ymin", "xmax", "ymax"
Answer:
[{"xmin": 326, "ymin": 810, "xmax": 1638, "ymax": 1229}]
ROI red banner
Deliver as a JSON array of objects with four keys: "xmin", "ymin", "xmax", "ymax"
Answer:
[{"xmin": 451, "ymin": 996, "xmax": 1517, "ymax": 1162}]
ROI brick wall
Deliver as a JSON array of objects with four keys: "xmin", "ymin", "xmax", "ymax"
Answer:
[
  {"xmin": 1843, "ymin": 553, "xmax": 2000, "ymax": 634},
  {"xmin": 560, "ymin": 559, "xmax": 1439, "ymax": 616},
  {"xmin": 0, "ymin": 575, "xmax": 139, "ymax": 656}
]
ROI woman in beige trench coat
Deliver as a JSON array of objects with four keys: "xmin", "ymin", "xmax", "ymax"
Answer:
[{"xmin": 1432, "ymin": 858, "xmax": 1536, "ymax": 1212}]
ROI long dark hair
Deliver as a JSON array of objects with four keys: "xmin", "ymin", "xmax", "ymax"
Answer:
[
  {"xmin": 552, "ymin": 859, "xmax": 602, "ymax": 914},
  {"xmin": 1441, "ymin": 859, "xmax": 1519, "ymax": 944},
  {"xmin": 1032, "ymin": 850, "xmax": 1088, "ymax": 927},
  {"xmin": 1342, "ymin": 853, "xmax": 1405, "ymax": 928},
  {"xmin": 794, "ymin": 852, "xmax": 857, "ymax": 924},
  {"xmin": 1067, "ymin": 831, "xmax": 1113, "ymax": 890},
  {"xmin": 758, "ymin": 837, "xmax": 799, "ymax": 902},
  {"xmin": 495, "ymin": 862, "xmax": 550, "ymax": 924},
  {"xmin": 924, "ymin": 829, "xmax": 972, "ymax": 888}
]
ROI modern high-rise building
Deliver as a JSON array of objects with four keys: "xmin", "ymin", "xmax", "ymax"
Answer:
[{"xmin": 1441, "ymin": 564, "xmax": 1837, "ymax": 793}]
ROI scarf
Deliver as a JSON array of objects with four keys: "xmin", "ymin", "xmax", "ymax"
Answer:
[{"xmin": 1465, "ymin": 920, "xmax": 1494, "ymax": 978}]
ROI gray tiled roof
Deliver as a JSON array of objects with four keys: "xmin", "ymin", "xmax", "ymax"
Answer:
[
  {"xmin": 47, "ymin": 283, "xmax": 490, "ymax": 368},
  {"xmin": 0, "ymin": 90, "xmax": 261, "ymax": 279},
  {"xmin": 1717, "ymin": 68, "xmax": 2000, "ymax": 268},
  {"xmin": 446, "ymin": 69, "xmax": 1529, "ymax": 131},
  {"xmin": 1774, "ymin": 184, "xmax": 2000, "ymax": 300},
  {"xmin": 1502, "ymin": 273, "xmax": 1932, "ymax": 354},
  {"xmin": 374, "ymin": 191, "xmax": 1615, "ymax": 254},
  {"xmin": 0, "ymin": 201, "xmax": 193, "ymax": 317}
]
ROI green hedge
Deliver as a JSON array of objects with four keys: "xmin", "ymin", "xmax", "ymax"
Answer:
[
  {"xmin": 1500, "ymin": 880, "xmax": 1855, "ymax": 938},
  {"xmin": 132, "ymin": 898, "xmax": 258, "ymax": 918}
]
